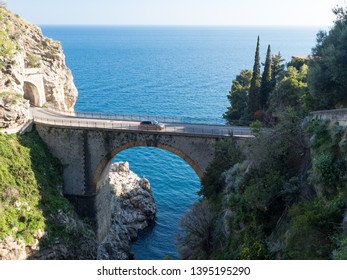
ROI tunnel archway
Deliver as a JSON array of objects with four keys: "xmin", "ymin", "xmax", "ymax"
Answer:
[{"xmin": 23, "ymin": 81, "xmax": 40, "ymax": 106}]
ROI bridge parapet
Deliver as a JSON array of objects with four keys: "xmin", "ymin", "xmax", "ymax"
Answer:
[
  {"xmin": 45, "ymin": 107, "xmax": 185, "ymax": 123},
  {"xmin": 43, "ymin": 107, "xmax": 237, "ymax": 126},
  {"xmin": 33, "ymin": 108, "xmax": 253, "ymax": 137}
]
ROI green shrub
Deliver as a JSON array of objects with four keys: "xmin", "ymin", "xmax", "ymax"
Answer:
[
  {"xmin": 307, "ymin": 120, "xmax": 336, "ymax": 151},
  {"xmin": 177, "ymin": 200, "xmax": 216, "ymax": 259},
  {"xmin": 25, "ymin": 53, "xmax": 41, "ymax": 68},
  {"xmin": 0, "ymin": 9, "xmax": 16, "ymax": 65},
  {"xmin": 286, "ymin": 197, "xmax": 345, "ymax": 259},
  {"xmin": 334, "ymin": 236, "xmax": 347, "ymax": 260},
  {"xmin": 310, "ymin": 153, "xmax": 345, "ymax": 195},
  {"xmin": 249, "ymin": 120, "xmax": 262, "ymax": 134},
  {"xmin": 0, "ymin": 92, "xmax": 22, "ymax": 105},
  {"xmin": 307, "ymin": 120, "xmax": 347, "ymax": 196},
  {"xmin": 200, "ymin": 138, "xmax": 243, "ymax": 199},
  {"xmin": 239, "ymin": 240, "xmax": 267, "ymax": 260}
]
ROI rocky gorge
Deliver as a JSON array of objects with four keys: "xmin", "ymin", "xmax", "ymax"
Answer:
[{"xmin": 98, "ymin": 162, "xmax": 157, "ymax": 260}]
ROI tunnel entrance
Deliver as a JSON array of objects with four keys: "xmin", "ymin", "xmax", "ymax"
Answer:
[{"xmin": 23, "ymin": 81, "xmax": 40, "ymax": 106}]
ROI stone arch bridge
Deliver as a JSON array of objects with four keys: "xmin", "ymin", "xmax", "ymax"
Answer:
[{"xmin": 33, "ymin": 108, "xmax": 251, "ymax": 241}]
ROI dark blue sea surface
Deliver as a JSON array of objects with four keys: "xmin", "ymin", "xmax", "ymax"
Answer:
[{"xmin": 41, "ymin": 26, "xmax": 320, "ymax": 259}]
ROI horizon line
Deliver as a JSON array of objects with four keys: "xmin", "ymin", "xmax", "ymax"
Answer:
[{"xmin": 38, "ymin": 23, "xmax": 330, "ymax": 28}]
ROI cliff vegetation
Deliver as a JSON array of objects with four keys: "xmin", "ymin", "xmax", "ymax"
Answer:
[
  {"xmin": 178, "ymin": 5, "xmax": 347, "ymax": 260},
  {"xmin": 0, "ymin": 131, "xmax": 96, "ymax": 259},
  {"xmin": 0, "ymin": 7, "xmax": 95, "ymax": 259}
]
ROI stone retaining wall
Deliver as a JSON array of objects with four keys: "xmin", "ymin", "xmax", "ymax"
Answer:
[{"xmin": 311, "ymin": 108, "xmax": 347, "ymax": 126}]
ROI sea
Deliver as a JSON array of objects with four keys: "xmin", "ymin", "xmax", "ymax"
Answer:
[{"xmin": 41, "ymin": 25, "xmax": 323, "ymax": 259}]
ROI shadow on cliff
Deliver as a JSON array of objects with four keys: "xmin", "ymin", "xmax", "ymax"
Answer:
[{"xmin": 19, "ymin": 130, "xmax": 97, "ymax": 259}]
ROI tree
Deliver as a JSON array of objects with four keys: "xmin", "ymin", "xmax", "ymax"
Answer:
[
  {"xmin": 200, "ymin": 138, "xmax": 243, "ymax": 199},
  {"xmin": 287, "ymin": 57, "xmax": 308, "ymax": 70},
  {"xmin": 177, "ymin": 200, "xmax": 216, "ymax": 259},
  {"xmin": 259, "ymin": 45, "xmax": 272, "ymax": 110},
  {"xmin": 223, "ymin": 69, "xmax": 252, "ymax": 124},
  {"xmin": 248, "ymin": 36, "xmax": 261, "ymax": 118},
  {"xmin": 271, "ymin": 52, "xmax": 285, "ymax": 89},
  {"xmin": 269, "ymin": 64, "xmax": 309, "ymax": 113},
  {"xmin": 308, "ymin": 5, "xmax": 347, "ymax": 109}
]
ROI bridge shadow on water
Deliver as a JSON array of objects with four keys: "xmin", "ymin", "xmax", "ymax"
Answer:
[{"xmin": 114, "ymin": 146, "xmax": 201, "ymax": 260}]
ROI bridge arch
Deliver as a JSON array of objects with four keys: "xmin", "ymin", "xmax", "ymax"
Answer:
[
  {"xmin": 92, "ymin": 141, "xmax": 204, "ymax": 194},
  {"xmin": 35, "ymin": 125, "xmax": 222, "ymax": 241}
]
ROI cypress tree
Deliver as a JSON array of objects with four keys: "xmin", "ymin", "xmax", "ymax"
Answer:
[
  {"xmin": 248, "ymin": 36, "xmax": 261, "ymax": 117},
  {"xmin": 259, "ymin": 44, "xmax": 272, "ymax": 110}
]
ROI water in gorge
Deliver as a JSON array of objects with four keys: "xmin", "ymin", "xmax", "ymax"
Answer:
[{"xmin": 41, "ymin": 26, "xmax": 321, "ymax": 259}]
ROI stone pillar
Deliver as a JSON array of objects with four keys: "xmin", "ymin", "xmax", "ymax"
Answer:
[{"xmin": 36, "ymin": 125, "xmax": 112, "ymax": 242}]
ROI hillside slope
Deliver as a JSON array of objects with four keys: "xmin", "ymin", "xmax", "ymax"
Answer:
[{"xmin": 0, "ymin": 131, "xmax": 97, "ymax": 259}]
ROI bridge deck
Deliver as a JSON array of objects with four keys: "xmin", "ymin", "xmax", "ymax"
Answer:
[{"xmin": 32, "ymin": 108, "xmax": 253, "ymax": 137}]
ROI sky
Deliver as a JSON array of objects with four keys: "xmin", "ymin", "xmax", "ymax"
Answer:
[{"xmin": 6, "ymin": 0, "xmax": 347, "ymax": 26}]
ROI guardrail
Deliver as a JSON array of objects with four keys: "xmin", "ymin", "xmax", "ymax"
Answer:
[
  {"xmin": 45, "ymin": 107, "xmax": 187, "ymax": 123},
  {"xmin": 33, "ymin": 115, "xmax": 253, "ymax": 137},
  {"xmin": 42, "ymin": 107, "xmax": 228, "ymax": 125}
]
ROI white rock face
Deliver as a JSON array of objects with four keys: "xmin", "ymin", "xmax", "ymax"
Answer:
[
  {"xmin": 98, "ymin": 162, "xmax": 157, "ymax": 260},
  {"xmin": 0, "ymin": 8, "xmax": 78, "ymax": 128},
  {"xmin": 0, "ymin": 236, "xmax": 28, "ymax": 260},
  {"xmin": 0, "ymin": 229, "xmax": 45, "ymax": 260},
  {"xmin": 0, "ymin": 92, "xmax": 29, "ymax": 128}
]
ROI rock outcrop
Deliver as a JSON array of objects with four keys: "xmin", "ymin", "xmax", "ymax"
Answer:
[
  {"xmin": 0, "ymin": 236, "xmax": 37, "ymax": 260},
  {"xmin": 0, "ymin": 8, "xmax": 78, "ymax": 128},
  {"xmin": 0, "ymin": 92, "xmax": 29, "ymax": 128},
  {"xmin": 98, "ymin": 162, "xmax": 157, "ymax": 260},
  {"xmin": 0, "ymin": 209, "xmax": 97, "ymax": 260},
  {"xmin": 29, "ymin": 210, "xmax": 97, "ymax": 260}
]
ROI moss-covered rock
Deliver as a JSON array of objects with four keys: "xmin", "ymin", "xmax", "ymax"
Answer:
[{"xmin": 0, "ymin": 131, "xmax": 96, "ymax": 259}]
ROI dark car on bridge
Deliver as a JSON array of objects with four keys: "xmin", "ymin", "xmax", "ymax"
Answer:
[{"xmin": 138, "ymin": 120, "xmax": 165, "ymax": 131}]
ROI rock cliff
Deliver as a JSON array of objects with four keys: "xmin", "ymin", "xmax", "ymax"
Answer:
[
  {"xmin": 0, "ymin": 211, "xmax": 97, "ymax": 260},
  {"xmin": 0, "ymin": 7, "xmax": 78, "ymax": 128},
  {"xmin": 0, "ymin": 91, "xmax": 29, "ymax": 128},
  {"xmin": 98, "ymin": 162, "xmax": 157, "ymax": 260}
]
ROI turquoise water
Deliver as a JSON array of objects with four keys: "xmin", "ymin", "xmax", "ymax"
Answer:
[{"xmin": 42, "ymin": 26, "xmax": 320, "ymax": 259}]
